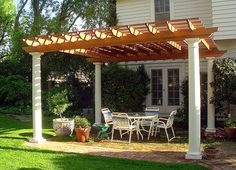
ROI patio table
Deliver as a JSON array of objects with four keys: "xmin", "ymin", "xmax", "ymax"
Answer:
[
  {"xmin": 128, "ymin": 115, "xmax": 156, "ymax": 140},
  {"xmin": 112, "ymin": 112, "xmax": 156, "ymax": 140}
]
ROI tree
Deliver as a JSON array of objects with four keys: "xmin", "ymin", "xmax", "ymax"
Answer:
[
  {"xmin": 0, "ymin": 0, "xmax": 16, "ymax": 59},
  {"xmin": 80, "ymin": 0, "xmax": 117, "ymax": 29}
]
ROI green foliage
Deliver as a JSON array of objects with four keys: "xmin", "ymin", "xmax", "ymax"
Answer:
[
  {"xmin": 0, "ymin": 75, "xmax": 31, "ymax": 104},
  {"xmin": 178, "ymin": 74, "xmax": 208, "ymax": 127},
  {"xmin": 81, "ymin": 0, "xmax": 117, "ymax": 28},
  {"xmin": 0, "ymin": 0, "xmax": 16, "ymax": 57},
  {"xmin": 212, "ymin": 58, "xmax": 236, "ymax": 115},
  {"xmin": 101, "ymin": 64, "xmax": 149, "ymax": 112},
  {"xmin": 224, "ymin": 118, "xmax": 236, "ymax": 128},
  {"xmin": 74, "ymin": 116, "xmax": 91, "ymax": 128},
  {"xmin": 47, "ymin": 86, "xmax": 71, "ymax": 118}
]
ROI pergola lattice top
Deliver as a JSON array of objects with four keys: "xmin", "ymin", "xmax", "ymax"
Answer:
[{"xmin": 22, "ymin": 18, "xmax": 224, "ymax": 62}]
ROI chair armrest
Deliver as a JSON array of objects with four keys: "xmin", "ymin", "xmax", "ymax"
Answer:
[
  {"xmin": 157, "ymin": 120, "xmax": 166, "ymax": 126},
  {"xmin": 158, "ymin": 118, "xmax": 168, "ymax": 121}
]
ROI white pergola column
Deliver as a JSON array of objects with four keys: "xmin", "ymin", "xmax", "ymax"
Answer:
[
  {"xmin": 206, "ymin": 58, "xmax": 216, "ymax": 133},
  {"xmin": 185, "ymin": 38, "xmax": 202, "ymax": 160},
  {"xmin": 94, "ymin": 62, "xmax": 102, "ymax": 124},
  {"xmin": 30, "ymin": 52, "xmax": 45, "ymax": 143}
]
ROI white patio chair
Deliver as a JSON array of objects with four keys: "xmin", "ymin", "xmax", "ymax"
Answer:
[
  {"xmin": 154, "ymin": 110, "xmax": 177, "ymax": 142},
  {"xmin": 101, "ymin": 108, "xmax": 113, "ymax": 126},
  {"xmin": 140, "ymin": 107, "xmax": 159, "ymax": 140},
  {"xmin": 111, "ymin": 113, "xmax": 139, "ymax": 144}
]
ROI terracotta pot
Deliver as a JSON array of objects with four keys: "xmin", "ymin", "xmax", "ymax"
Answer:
[
  {"xmin": 204, "ymin": 147, "xmax": 219, "ymax": 159},
  {"xmin": 75, "ymin": 127, "xmax": 91, "ymax": 142},
  {"xmin": 224, "ymin": 127, "xmax": 236, "ymax": 139}
]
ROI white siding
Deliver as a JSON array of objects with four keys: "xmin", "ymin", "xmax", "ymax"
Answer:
[
  {"xmin": 212, "ymin": 0, "xmax": 236, "ymax": 40},
  {"xmin": 172, "ymin": 0, "xmax": 212, "ymax": 27},
  {"xmin": 215, "ymin": 39, "xmax": 236, "ymax": 58},
  {"xmin": 116, "ymin": 0, "xmax": 154, "ymax": 25}
]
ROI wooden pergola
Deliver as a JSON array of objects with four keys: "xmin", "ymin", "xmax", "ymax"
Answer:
[
  {"xmin": 22, "ymin": 18, "xmax": 224, "ymax": 160},
  {"xmin": 23, "ymin": 18, "xmax": 223, "ymax": 62}
]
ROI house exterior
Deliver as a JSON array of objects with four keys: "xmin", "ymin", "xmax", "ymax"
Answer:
[{"xmin": 116, "ymin": 0, "xmax": 236, "ymax": 114}]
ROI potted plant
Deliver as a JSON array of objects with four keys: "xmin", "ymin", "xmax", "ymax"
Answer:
[
  {"xmin": 48, "ymin": 87, "xmax": 74, "ymax": 136},
  {"xmin": 224, "ymin": 118, "xmax": 236, "ymax": 139},
  {"xmin": 74, "ymin": 116, "xmax": 91, "ymax": 142}
]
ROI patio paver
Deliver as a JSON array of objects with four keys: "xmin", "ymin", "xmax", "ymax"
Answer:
[{"xmin": 26, "ymin": 140, "xmax": 236, "ymax": 170}]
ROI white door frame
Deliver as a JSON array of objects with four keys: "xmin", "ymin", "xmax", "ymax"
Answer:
[{"xmin": 146, "ymin": 63, "xmax": 185, "ymax": 113}]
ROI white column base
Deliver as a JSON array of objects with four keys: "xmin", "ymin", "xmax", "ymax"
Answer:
[
  {"xmin": 29, "ymin": 137, "xmax": 46, "ymax": 143},
  {"xmin": 185, "ymin": 152, "xmax": 202, "ymax": 160},
  {"xmin": 205, "ymin": 128, "xmax": 216, "ymax": 133}
]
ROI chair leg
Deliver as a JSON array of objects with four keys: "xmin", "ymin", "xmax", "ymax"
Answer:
[
  {"xmin": 154, "ymin": 126, "xmax": 159, "ymax": 137},
  {"xmin": 119, "ymin": 129, "xmax": 122, "ymax": 138},
  {"xmin": 165, "ymin": 128, "xmax": 170, "ymax": 142},
  {"xmin": 148, "ymin": 125, "xmax": 152, "ymax": 140},
  {"xmin": 171, "ymin": 126, "xmax": 175, "ymax": 138},
  {"xmin": 111, "ymin": 127, "xmax": 114, "ymax": 141},
  {"xmin": 129, "ymin": 130, "xmax": 132, "ymax": 144},
  {"xmin": 136, "ymin": 129, "xmax": 139, "ymax": 140}
]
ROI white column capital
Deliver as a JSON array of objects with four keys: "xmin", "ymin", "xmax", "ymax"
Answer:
[
  {"xmin": 29, "ymin": 52, "xmax": 44, "ymax": 57},
  {"xmin": 206, "ymin": 57, "xmax": 215, "ymax": 61},
  {"xmin": 93, "ymin": 62, "xmax": 102, "ymax": 66},
  {"xmin": 185, "ymin": 38, "xmax": 201, "ymax": 47}
]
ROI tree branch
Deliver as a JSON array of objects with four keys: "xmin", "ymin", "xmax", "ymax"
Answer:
[
  {"xmin": 15, "ymin": 0, "xmax": 29, "ymax": 29},
  {"xmin": 67, "ymin": 15, "xmax": 80, "ymax": 32}
]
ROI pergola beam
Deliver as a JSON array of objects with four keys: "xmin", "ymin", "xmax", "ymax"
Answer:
[
  {"xmin": 23, "ymin": 28, "xmax": 218, "ymax": 53},
  {"xmin": 111, "ymin": 28, "xmax": 124, "ymax": 37},
  {"xmin": 167, "ymin": 21, "xmax": 177, "ymax": 32},
  {"xmin": 201, "ymin": 39, "xmax": 210, "ymax": 50},
  {"xmin": 128, "ymin": 26, "xmax": 142, "ymax": 36},
  {"xmin": 146, "ymin": 23, "xmax": 160, "ymax": 34},
  {"xmin": 167, "ymin": 41, "xmax": 182, "ymax": 50},
  {"xmin": 88, "ymin": 50, "xmax": 225, "ymax": 63},
  {"xmin": 187, "ymin": 19, "xmax": 196, "ymax": 31}
]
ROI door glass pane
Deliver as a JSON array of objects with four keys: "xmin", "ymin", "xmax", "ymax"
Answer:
[
  {"xmin": 168, "ymin": 69, "xmax": 180, "ymax": 106},
  {"xmin": 151, "ymin": 69, "xmax": 163, "ymax": 105}
]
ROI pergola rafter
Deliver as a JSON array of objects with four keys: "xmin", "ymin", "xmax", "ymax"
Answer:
[{"xmin": 22, "ymin": 18, "xmax": 223, "ymax": 63}]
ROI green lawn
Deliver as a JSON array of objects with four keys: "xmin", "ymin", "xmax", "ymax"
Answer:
[{"xmin": 0, "ymin": 114, "xmax": 209, "ymax": 170}]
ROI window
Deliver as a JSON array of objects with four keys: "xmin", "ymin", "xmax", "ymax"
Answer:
[
  {"xmin": 167, "ymin": 69, "xmax": 180, "ymax": 106},
  {"xmin": 151, "ymin": 69, "xmax": 163, "ymax": 105},
  {"xmin": 155, "ymin": 0, "xmax": 170, "ymax": 21}
]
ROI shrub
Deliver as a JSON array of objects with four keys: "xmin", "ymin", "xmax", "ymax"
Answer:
[
  {"xmin": 47, "ymin": 86, "xmax": 71, "ymax": 118},
  {"xmin": 74, "ymin": 116, "xmax": 91, "ymax": 128},
  {"xmin": 101, "ymin": 64, "xmax": 149, "ymax": 112},
  {"xmin": 212, "ymin": 58, "xmax": 236, "ymax": 116},
  {"xmin": 178, "ymin": 73, "xmax": 207, "ymax": 128},
  {"xmin": 0, "ymin": 75, "xmax": 31, "ymax": 105}
]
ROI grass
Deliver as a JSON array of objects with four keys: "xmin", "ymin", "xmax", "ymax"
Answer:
[{"xmin": 0, "ymin": 114, "xmax": 209, "ymax": 170}]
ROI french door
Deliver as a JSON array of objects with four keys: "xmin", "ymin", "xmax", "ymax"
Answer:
[{"xmin": 151, "ymin": 67, "xmax": 180, "ymax": 113}]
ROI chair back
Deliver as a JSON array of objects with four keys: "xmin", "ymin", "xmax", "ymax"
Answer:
[
  {"xmin": 112, "ymin": 113, "xmax": 130, "ymax": 128},
  {"xmin": 144, "ymin": 107, "xmax": 159, "ymax": 116},
  {"xmin": 166, "ymin": 110, "xmax": 177, "ymax": 127},
  {"xmin": 101, "ymin": 108, "xmax": 112, "ymax": 124}
]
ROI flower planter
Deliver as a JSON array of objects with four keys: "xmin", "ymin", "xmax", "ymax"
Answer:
[
  {"xmin": 75, "ymin": 127, "xmax": 91, "ymax": 142},
  {"xmin": 53, "ymin": 118, "xmax": 74, "ymax": 136},
  {"xmin": 224, "ymin": 127, "xmax": 236, "ymax": 139},
  {"xmin": 204, "ymin": 147, "xmax": 219, "ymax": 159}
]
